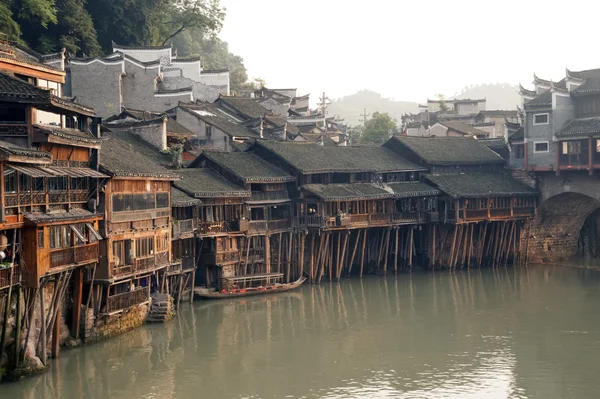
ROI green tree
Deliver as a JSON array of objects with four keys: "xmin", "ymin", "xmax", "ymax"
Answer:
[
  {"xmin": 436, "ymin": 93, "xmax": 449, "ymax": 113},
  {"xmin": 159, "ymin": 0, "xmax": 224, "ymax": 46},
  {"xmin": 0, "ymin": 1, "xmax": 22, "ymax": 40},
  {"xmin": 359, "ymin": 112, "xmax": 397, "ymax": 144}
]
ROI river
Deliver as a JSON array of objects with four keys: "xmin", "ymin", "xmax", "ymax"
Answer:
[{"xmin": 2, "ymin": 265, "xmax": 600, "ymax": 398}]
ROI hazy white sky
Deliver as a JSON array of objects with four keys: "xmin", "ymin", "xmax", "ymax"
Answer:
[{"xmin": 219, "ymin": 0, "xmax": 598, "ymax": 102}]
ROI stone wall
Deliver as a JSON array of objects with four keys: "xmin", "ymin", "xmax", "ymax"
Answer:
[
  {"xmin": 82, "ymin": 302, "xmax": 150, "ymax": 344},
  {"xmin": 69, "ymin": 61, "xmax": 124, "ymax": 117},
  {"xmin": 109, "ymin": 120, "xmax": 167, "ymax": 151}
]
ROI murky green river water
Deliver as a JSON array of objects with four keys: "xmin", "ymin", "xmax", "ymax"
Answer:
[{"xmin": 3, "ymin": 265, "xmax": 600, "ymax": 398}]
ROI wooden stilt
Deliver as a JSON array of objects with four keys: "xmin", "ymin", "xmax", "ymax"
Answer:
[
  {"xmin": 338, "ymin": 231, "xmax": 349, "ymax": 280},
  {"xmin": 71, "ymin": 268, "xmax": 83, "ymax": 339},
  {"xmin": 432, "ymin": 225, "xmax": 437, "ymax": 270},
  {"xmin": 287, "ymin": 232, "xmax": 293, "ymax": 283},
  {"xmin": 299, "ymin": 234, "xmax": 306, "ymax": 279},
  {"xmin": 39, "ymin": 286, "xmax": 47, "ymax": 365},
  {"xmin": 348, "ymin": 230, "xmax": 360, "ymax": 276},
  {"xmin": 360, "ymin": 230, "xmax": 367, "ymax": 278},
  {"xmin": 51, "ymin": 303, "xmax": 60, "ymax": 358},
  {"xmin": 394, "ymin": 228, "xmax": 399, "ymax": 274},
  {"xmin": 408, "ymin": 228, "xmax": 414, "ymax": 272},
  {"xmin": 448, "ymin": 225, "xmax": 458, "ymax": 270},
  {"xmin": 383, "ymin": 229, "xmax": 391, "ymax": 275}
]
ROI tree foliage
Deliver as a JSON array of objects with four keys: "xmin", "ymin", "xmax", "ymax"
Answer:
[
  {"xmin": 0, "ymin": 0, "xmax": 256, "ymax": 88},
  {"xmin": 436, "ymin": 93, "xmax": 449, "ymax": 113},
  {"xmin": 359, "ymin": 112, "xmax": 397, "ymax": 145}
]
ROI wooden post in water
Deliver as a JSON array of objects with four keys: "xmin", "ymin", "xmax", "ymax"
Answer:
[
  {"xmin": 360, "ymin": 230, "xmax": 367, "ymax": 278},
  {"xmin": 394, "ymin": 228, "xmax": 399, "ymax": 274},
  {"xmin": 338, "ymin": 231, "xmax": 349, "ymax": 280}
]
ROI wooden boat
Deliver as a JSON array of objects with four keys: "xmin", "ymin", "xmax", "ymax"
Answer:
[{"xmin": 195, "ymin": 273, "xmax": 306, "ymax": 299}]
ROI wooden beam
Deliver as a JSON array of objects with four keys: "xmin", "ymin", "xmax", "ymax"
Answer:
[
  {"xmin": 359, "ymin": 230, "xmax": 367, "ymax": 278},
  {"xmin": 71, "ymin": 268, "xmax": 83, "ymax": 339}
]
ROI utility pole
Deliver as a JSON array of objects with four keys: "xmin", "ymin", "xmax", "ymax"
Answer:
[
  {"xmin": 359, "ymin": 108, "xmax": 370, "ymax": 127},
  {"xmin": 317, "ymin": 92, "xmax": 331, "ymax": 146}
]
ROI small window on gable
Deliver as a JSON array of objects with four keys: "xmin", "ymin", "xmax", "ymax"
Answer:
[
  {"xmin": 534, "ymin": 142, "xmax": 549, "ymax": 153},
  {"xmin": 205, "ymin": 125, "xmax": 212, "ymax": 139},
  {"xmin": 533, "ymin": 113, "xmax": 549, "ymax": 125}
]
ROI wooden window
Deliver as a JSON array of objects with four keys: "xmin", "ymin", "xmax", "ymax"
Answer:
[
  {"xmin": 113, "ymin": 240, "xmax": 133, "ymax": 266},
  {"xmin": 562, "ymin": 141, "xmax": 582, "ymax": 155},
  {"xmin": 533, "ymin": 113, "xmax": 549, "ymax": 125},
  {"xmin": 86, "ymin": 223, "xmax": 103, "ymax": 242},
  {"xmin": 19, "ymin": 173, "xmax": 31, "ymax": 192},
  {"xmin": 136, "ymin": 237, "xmax": 154, "ymax": 258},
  {"xmin": 155, "ymin": 234, "xmax": 169, "ymax": 253},
  {"xmin": 4, "ymin": 170, "xmax": 16, "ymax": 193},
  {"xmin": 37, "ymin": 228, "xmax": 44, "ymax": 248},
  {"xmin": 71, "ymin": 177, "xmax": 89, "ymax": 190},
  {"xmin": 156, "ymin": 192, "xmax": 169, "ymax": 208},
  {"xmin": 70, "ymin": 224, "xmax": 88, "ymax": 245},
  {"xmin": 49, "ymin": 176, "xmax": 68, "ymax": 191},
  {"xmin": 50, "ymin": 225, "xmax": 72, "ymax": 249},
  {"xmin": 534, "ymin": 142, "xmax": 549, "ymax": 153}
]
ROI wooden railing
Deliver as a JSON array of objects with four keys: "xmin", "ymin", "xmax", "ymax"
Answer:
[
  {"xmin": 463, "ymin": 209, "xmax": 489, "ymax": 220},
  {"xmin": 490, "ymin": 208, "xmax": 512, "ymax": 218},
  {"xmin": 167, "ymin": 261, "xmax": 182, "ymax": 274},
  {"xmin": 513, "ymin": 207, "xmax": 535, "ymax": 217},
  {"xmin": 0, "ymin": 123, "xmax": 28, "ymax": 136},
  {"xmin": 0, "ymin": 264, "xmax": 20, "ymax": 290},
  {"xmin": 50, "ymin": 242, "xmax": 98, "ymax": 268},
  {"xmin": 268, "ymin": 219, "xmax": 292, "ymax": 231},
  {"xmin": 215, "ymin": 250, "xmax": 240, "ymax": 264},
  {"xmin": 155, "ymin": 251, "xmax": 169, "ymax": 266},
  {"xmin": 295, "ymin": 215, "xmax": 325, "ymax": 228},
  {"xmin": 197, "ymin": 221, "xmax": 233, "ymax": 235},
  {"xmin": 111, "ymin": 263, "xmax": 133, "ymax": 278},
  {"xmin": 247, "ymin": 220, "xmax": 268, "ymax": 233},
  {"xmin": 173, "ymin": 219, "xmax": 197, "ymax": 238},
  {"xmin": 106, "ymin": 286, "xmax": 149, "ymax": 314},
  {"xmin": 393, "ymin": 211, "xmax": 422, "ymax": 224},
  {"xmin": 134, "ymin": 256, "xmax": 154, "ymax": 272},
  {"xmin": 182, "ymin": 256, "xmax": 196, "ymax": 271},
  {"xmin": 249, "ymin": 190, "xmax": 289, "ymax": 202},
  {"xmin": 370, "ymin": 213, "xmax": 392, "ymax": 225}
]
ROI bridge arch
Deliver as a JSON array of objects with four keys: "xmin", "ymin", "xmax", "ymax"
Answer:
[{"xmin": 529, "ymin": 174, "xmax": 600, "ymax": 263}]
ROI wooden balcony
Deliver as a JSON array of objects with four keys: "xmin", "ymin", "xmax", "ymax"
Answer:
[
  {"xmin": 105, "ymin": 286, "xmax": 150, "ymax": 315},
  {"xmin": 182, "ymin": 256, "xmax": 196, "ymax": 271},
  {"xmin": 295, "ymin": 215, "xmax": 326, "ymax": 228},
  {"xmin": 0, "ymin": 264, "xmax": 19, "ymax": 290},
  {"xmin": 0, "ymin": 123, "xmax": 28, "ymax": 136},
  {"xmin": 173, "ymin": 219, "xmax": 198, "ymax": 239},
  {"xmin": 249, "ymin": 190, "xmax": 290, "ymax": 202},
  {"xmin": 247, "ymin": 219, "xmax": 292, "ymax": 234},
  {"xmin": 445, "ymin": 206, "xmax": 536, "ymax": 223},
  {"xmin": 392, "ymin": 211, "xmax": 424, "ymax": 224},
  {"xmin": 167, "ymin": 261, "xmax": 182, "ymax": 274},
  {"xmin": 50, "ymin": 242, "xmax": 98, "ymax": 269}
]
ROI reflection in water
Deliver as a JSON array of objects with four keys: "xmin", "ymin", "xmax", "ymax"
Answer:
[{"xmin": 3, "ymin": 266, "xmax": 600, "ymax": 399}]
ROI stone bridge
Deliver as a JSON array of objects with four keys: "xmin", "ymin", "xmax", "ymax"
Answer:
[{"xmin": 525, "ymin": 172, "xmax": 600, "ymax": 263}]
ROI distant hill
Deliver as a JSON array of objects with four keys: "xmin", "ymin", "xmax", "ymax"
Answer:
[
  {"xmin": 328, "ymin": 90, "xmax": 419, "ymax": 127},
  {"xmin": 453, "ymin": 83, "xmax": 520, "ymax": 110},
  {"xmin": 329, "ymin": 84, "xmax": 520, "ymax": 126}
]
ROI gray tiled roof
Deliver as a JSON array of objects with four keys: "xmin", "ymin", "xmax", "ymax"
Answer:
[
  {"xmin": 390, "ymin": 136, "xmax": 505, "ymax": 166},
  {"xmin": 302, "ymin": 183, "xmax": 394, "ymax": 201},
  {"xmin": 556, "ymin": 118, "xmax": 600, "ymax": 138},
  {"xmin": 386, "ymin": 182, "xmax": 441, "ymax": 198},
  {"xmin": 174, "ymin": 169, "xmax": 250, "ymax": 198},
  {"xmin": 179, "ymin": 104, "xmax": 259, "ymax": 138},
  {"xmin": 524, "ymin": 90, "xmax": 552, "ymax": 108},
  {"xmin": 217, "ymin": 96, "xmax": 271, "ymax": 119},
  {"xmin": 255, "ymin": 141, "xmax": 425, "ymax": 174},
  {"xmin": 425, "ymin": 173, "xmax": 538, "ymax": 198},
  {"xmin": 0, "ymin": 140, "xmax": 52, "ymax": 161},
  {"xmin": 99, "ymin": 130, "xmax": 178, "ymax": 179},
  {"xmin": 438, "ymin": 121, "xmax": 488, "ymax": 137},
  {"xmin": 572, "ymin": 78, "xmax": 600, "ymax": 96},
  {"xmin": 0, "ymin": 72, "xmax": 94, "ymax": 115},
  {"xmin": 201, "ymin": 151, "xmax": 294, "ymax": 183},
  {"xmin": 171, "ymin": 187, "xmax": 202, "ymax": 207}
]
